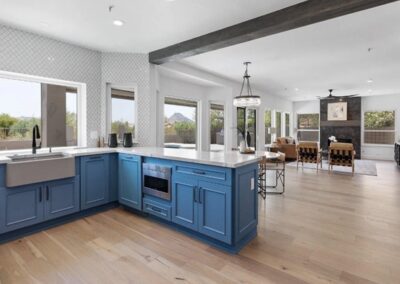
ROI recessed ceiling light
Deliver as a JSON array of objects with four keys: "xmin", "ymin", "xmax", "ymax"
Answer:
[
  {"xmin": 294, "ymin": 88, "xmax": 299, "ymax": 92},
  {"xmin": 368, "ymin": 89, "xmax": 372, "ymax": 93},
  {"xmin": 113, "ymin": 20, "xmax": 124, "ymax": 26},
  {"xmin": 165, "ymin": 0, "xmax": 176, "ymax": 2},
  {"xmin": 367, "ymin": 79, "xmax": 373, "ymax": 83}
]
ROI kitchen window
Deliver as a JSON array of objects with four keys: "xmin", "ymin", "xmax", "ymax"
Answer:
[
  {"xmin": 297, "ymin": 113, "xmax": 320, "ymax": 142},
  {"xmin": 210, "ymin": 103, "xmax": 224, "ymax": 152},
  {"xmin": 110, "ymin": 88, "xmax": 136, "ymax": 142},
  {"xmin": 0, "ymin": 76, "xmax": 78, "ymax": 151},
  {"xmin": 164, "ymin": 97, "xmax": 197, "ymax": 149},
  {"xmin": 364, "ymin": 111, "xmax": 395, "ymax": 145}
]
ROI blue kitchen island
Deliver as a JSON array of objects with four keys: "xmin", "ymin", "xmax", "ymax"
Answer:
[{"xmin": 0, "ymin": 147, "xmax": 262, "ymax": 253}]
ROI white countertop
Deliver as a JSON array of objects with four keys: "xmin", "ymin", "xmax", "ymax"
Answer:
[{"xmin": 0, "ymin": 147, "xmax": 270, "ymax": 168}]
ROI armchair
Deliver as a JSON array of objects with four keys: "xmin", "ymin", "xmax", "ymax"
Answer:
[
  {"xmin": 328, "ymin": 143, "xmax": 356, "ymax": 175},
  {"xmin": 296, "ymin": 141, "xmax": 322, "ymax": 171}
]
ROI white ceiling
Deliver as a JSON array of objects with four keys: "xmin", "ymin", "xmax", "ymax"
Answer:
[
  {"xmin": 0, "ymin": 0, "xmax": 303, "ymax": 52},
  {"xmin": 184, "ymin": 2, "xmax": 400, "ymax": 101}
]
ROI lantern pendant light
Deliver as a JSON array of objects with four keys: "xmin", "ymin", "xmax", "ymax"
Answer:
[{"xmin": 233, "ymin": 62, "xmax": 261, "ymax": 107}]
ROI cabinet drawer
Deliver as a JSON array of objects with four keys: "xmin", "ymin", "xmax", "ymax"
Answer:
[
  {"xmin": 143, "ymin": 198, "xmax": 171, "ymax": 221},
  {"xmin": 175, "ymin": 163, "xmax": 231, "ymax": 185},
  {"xmin": 119, "ymin": 153, "xmax": 141, "ymax": 162}
]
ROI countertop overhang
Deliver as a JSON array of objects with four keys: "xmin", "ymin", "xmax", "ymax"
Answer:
[{"xmin": 0, "ymin": 147, "xmax": 265, "ymax": 168}]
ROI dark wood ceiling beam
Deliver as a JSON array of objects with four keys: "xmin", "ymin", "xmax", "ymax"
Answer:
[{"xmin": 149, "ymin": 0, "xmax": 398, "ymax": 64}]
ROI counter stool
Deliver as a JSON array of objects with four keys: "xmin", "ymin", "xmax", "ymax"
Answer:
[{"xmin": 258, "ymin": 152, "xmax": 286, "ymax": 199}]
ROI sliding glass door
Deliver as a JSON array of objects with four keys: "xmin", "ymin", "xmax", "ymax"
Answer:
[{"xmin": 237, "ymin": 107, "xmax": 257, "ymax": 150}]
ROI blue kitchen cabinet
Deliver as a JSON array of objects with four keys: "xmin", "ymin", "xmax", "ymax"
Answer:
[
  {"xmin": 0, "ymin": 177, "xmax": 80, "ymax": 234},
  {"xmin": 44, "ymin": 177, "xmax": 79, "ymax": 220},
  {"xmin": 0, "ymin": 184, "xmax": 44, "ymax": 234},
  {"xmin": 118, "ymin": 154, "xmax": 142, "ymax": 210},
  {"xmin": 80, "ymin": 155, "xmax": 110, "ymax": 209},
  {"xmin": 198, "ymin": 180, "xmax": 232, "ymax": 243},
  {"xmin": 171, "ymin": 176, "xmax": 198, "ymax": 230},
  {"xmin": 172, "ymin": 166, "xmax": 233, "ymax": 244}
]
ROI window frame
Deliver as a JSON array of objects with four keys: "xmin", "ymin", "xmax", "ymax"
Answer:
[
  {"xmin": 106, "ymin": 83, "xmax": 138, "ymax": 144},
  {"xmin": 362, "ymin": 110, "xmax": 396, "ymax": 146},
  {"xmin": 264, "ymin": 109, "xmax": 272, "ymax": 146},
  {"xmin": 296, "ymin": 113, "xmax": 320, "ymax": 142},
  {"xmin": 283, "ymin": 112, "xmax": 291, "ymax": 137},
  {"xmin": 0, "ymin": 70, "xmax": 86, "ymax": 151},
  {"xmin": 163, "ymin": 96, "xmax": 200, "ymax": 150},
  {"xmin": 236, "ymin": 107, "xmax": 257, "ymax": 150},
  {"xmin": 275, "ymin": 110, "xmax": 282, "ymax": 139},
  {"xmin": 209, "ymin": 101, "xmax": 226, "ymax": 152}
]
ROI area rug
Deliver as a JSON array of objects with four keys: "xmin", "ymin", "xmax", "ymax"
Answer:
[{"xmin": 286, "ymin": 159, "xmax": 377, "ymax": 176}]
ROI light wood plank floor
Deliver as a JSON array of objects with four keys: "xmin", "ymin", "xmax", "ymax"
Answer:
[{"xmin": 0, "ymin": 161, "xmax": 399, "ymax": 284}]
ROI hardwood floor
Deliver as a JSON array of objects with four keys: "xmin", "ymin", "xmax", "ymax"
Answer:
[{"xmin": 0, "ymin": 161, "xmax": 399, "ymax": 283}]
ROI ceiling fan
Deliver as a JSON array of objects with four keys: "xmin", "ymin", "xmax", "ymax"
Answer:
[{"xmin": 317, "ymin": 89, "xmax": 359, "ymax": 100}]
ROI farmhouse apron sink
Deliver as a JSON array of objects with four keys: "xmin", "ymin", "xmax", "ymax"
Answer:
[{"xmin": 6, "ymin": 153, "xmax": 75, "ymax": 187}]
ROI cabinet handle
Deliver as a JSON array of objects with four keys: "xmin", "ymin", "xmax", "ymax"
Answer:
[
  {"xmin": 193, "ymin": 186, "xmax": 197, "ymax": 202},
  {"xmin": 39, "ymin": 187, "xmax": 42, "ymax": 202},
  {"xmin": 147, "ymin": 206, "xmax": 167, "ymax": 217},
  {"xmin": 198, "ymin": 187, "xmax": 203, "ymax": 204},
  {"xmin": 89, "ymin": 156, "xmax": 102, "ymax": 160},
  {"xmin": 46, "ymin": 186, "xmax": 49, "ymax": 201},
  {"xmin": 193, "ymin": 170, "xmax": 206, "ymax": 175}
]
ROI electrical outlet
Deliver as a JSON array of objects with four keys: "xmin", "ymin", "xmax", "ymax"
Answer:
[{"xmin": 250, "ymin": 178, "xmax": 254, "ymax": 190}]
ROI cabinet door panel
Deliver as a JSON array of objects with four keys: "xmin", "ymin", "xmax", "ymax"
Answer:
[
  {"xmin": 118, "ymin": 155, "xmax": 142, "ymax": 210},
  {"xmin": 45, "ymin": 177, "xmax": 79, "ymax": 220},
  {"xmin": 172, "ymin": 178, "xmax": 197, "ymax": 230},
  {"xmin": 198, "ymin": 181, "xmax": 232, "ymax": 243},
  {"xmin": 0, "ymin": 185, "xmax": 44, "ymax": 233},
  {"xmin": 81, "ymin": 155, "xmax": 109, "ymax": 209}
]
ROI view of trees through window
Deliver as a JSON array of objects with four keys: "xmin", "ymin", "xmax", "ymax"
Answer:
[
  {"xmin": 210, "ymin": 104, "xmax": 224, "ymax": 151},
  {"xmin": 111, "ymin": 88, "xmax": 135, "ymax": 141},
  {"xmin": 276, "ymin": 111, "xmax": 282, "ymax": 138},
  {"xmin": 285, "ymin": 113, "xmax": 290, "ymax": 137},
  {"xmin": 364, "ymin": 111, "xmax": 395, "ymax": 144},
  {"xmin": 237, "ymin": 107, "xmax": 256, "ymax": 149},
  {"xmin": 264, "ymin": 110, "xmax": 272, "ymax": 145},
  {"xmin": 297, "ymin": 113, "xmax": 320, "ymax": 141},
  {"xmin": 0, "ymin": 77, "xmax": 77, "ymax": 150},
  {"xmin": 164, "ymin": 97, "xmax": 197, "ymax": 149}
]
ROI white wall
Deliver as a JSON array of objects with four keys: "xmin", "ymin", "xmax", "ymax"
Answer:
[{"xmin": 361, "ymin": 94, "xmax": 400, "ymax": 160}]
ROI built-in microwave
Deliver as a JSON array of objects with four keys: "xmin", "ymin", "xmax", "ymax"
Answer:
[{"xmin": 142, "ymin": 163, "xmax": 172, "ymax": 200}]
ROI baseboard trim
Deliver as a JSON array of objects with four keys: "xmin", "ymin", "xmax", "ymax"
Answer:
[{"xmin": 0, "ymin": 202, "xmax": 119, "ymax": 244}]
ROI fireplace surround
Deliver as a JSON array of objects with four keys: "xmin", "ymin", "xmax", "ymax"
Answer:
[{"xmin": 320, "ymin": 97, "xmax": 361, "ymax": 159}]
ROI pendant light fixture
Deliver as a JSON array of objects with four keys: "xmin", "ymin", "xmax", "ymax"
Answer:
[{"xmin": 233, "ymin": 62, "xmax": 261, "ymax": 107}]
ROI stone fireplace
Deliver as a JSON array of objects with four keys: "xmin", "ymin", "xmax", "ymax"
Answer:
[{"xmin": 320, "ymin": 97, "xmax": 361, "ymax": 159}]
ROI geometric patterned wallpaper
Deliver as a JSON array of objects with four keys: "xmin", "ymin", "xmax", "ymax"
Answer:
[
  {"xmin": 101, "ymin": 53, "xmax": 154, "ymax": 146},
  {"xmin": 0, "ymin": 24, "xmax": 154, "ymax": 147}
]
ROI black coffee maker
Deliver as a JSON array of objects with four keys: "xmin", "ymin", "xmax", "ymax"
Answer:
[
  {"xmin": 108, "ymin": 133, "xmax": 118, "ymax": 148},
  {"xmin": 123, "ymin": 133, "xmax": 133, "ymax": 147}
]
